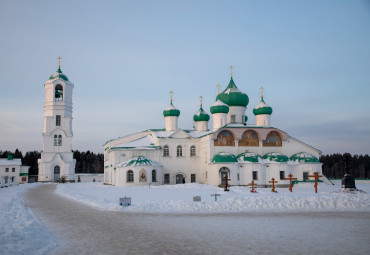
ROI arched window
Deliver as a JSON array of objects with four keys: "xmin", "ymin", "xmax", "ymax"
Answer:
[
  {"xmin": 54, "ymin": 135, "xmax": 58, "ymax": 146},
  {"xmin": 127, "ymin": 170, "xmax": 134, "ymax": 183},
  {"xmin": 58, "ymin": 135, "xmax": 62, "ymax": 146},
  {"xmin": 190, "ymin": 146, "xmax": 196, "ymax": 157},
  {"xmin": 55, "ymin": 85, "xmax": 63, "ymax": 101},
  {"xmin": 263, "ymin": 131, "xmax": 282, "ymax": 147},
  {"xmin": 238, "ymin": 130, "xmax": 259, "ymax": 147},
  {"xmin": 163, "ymin": 145, "xmax": 169, "ymax": 157},
  {"xmin": 214, "ymin": 130, "xmax": 235, "ymax": 146},
  {"xmin": 177, "ymin": 145, "xmax": 182, "ymax": 157},
  {"xmin": 152, "ymin": 170, "xmax": 157, "ymax": 182}
]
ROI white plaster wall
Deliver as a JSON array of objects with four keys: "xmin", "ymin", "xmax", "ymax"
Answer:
[
  {"xmin": 227, "ymin": 106, "xmax": 246, "ymax": 124},
  {"xmin": 116, "ymin": 166, "xmax": 163, "ymax": 186},
  {"xmin": 165, "ymin": 116, "xmax": 178, "ymax": 131},
  {"xmin": 255, "ymin": 114, "xmax": 271, "ymax": 127},
  {"xmin": 195, "ymin": 121, "xmax": 208, "ymax": 131},
  {"xmin": 212, "ymin": 113, "xmax": 227, "ymax": 131}
]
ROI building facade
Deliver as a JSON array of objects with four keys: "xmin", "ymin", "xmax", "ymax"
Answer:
[
  {"xmin": 38, "ymin": 63, "xmax": 76, "ymax": 182},
  {"xmin": 104, "ymin": 73, "xmax": 323, "ymax": 187},
  {"xmin": 0, "ymin": 155, "xmax": 29, "ymax": 186}
]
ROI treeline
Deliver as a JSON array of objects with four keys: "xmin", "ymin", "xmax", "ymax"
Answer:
[
  {"xmin": 320, "ymin": 154, "xmax": 370, "ymax": 179},
  {"xmin": 0, "ymin": 149, "xmax": 104, "ymax": 175},
  {"xmin": 1, "ymin": 150, "xmax": 369, "ymax": 179}
]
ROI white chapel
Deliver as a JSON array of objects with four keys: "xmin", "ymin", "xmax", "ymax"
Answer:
[
  {"xmin": 38, "ymin": 59, "xmax": 76, "ymax": 182},
  {"xmin": 104, "ymin": 68, "xmax": 323, "ymax": 187}
]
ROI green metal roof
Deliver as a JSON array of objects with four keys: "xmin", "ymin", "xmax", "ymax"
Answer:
[
  {"xmin": 193, "ymin": 105, "xmax": 210, "ymax": 122},
  {"xmin": 238, "ymin": 152, "xmax": 262, "ymax": 163},
  {"xmin": 49, "ymin": 67, "xmax": 69, "ymax": 81},
  {"xmin": 216, "ymin": 77, "xmax": 249, "ymax": 107},
  {"xmin": 211, "ymin": 152, "xmax": 238, "ymax": 163},
  {"xmin": 117, "ymin": 156, "xmax": 162, "ymax": 167},
  {"xmin": 263, "ymin": 152, "xmax": 289, "ymax": 162},
  {"xmin": 253, "ymin": 97, "xmax": 273, "ymax": 115},
  {"xmin": 290, "ymin": 152, "xmax": 320, "ymax": 163},
  {"xmin": 163, "ymin": 103, "xmax": 180, "ymax": 117},
  {"xmin": 210, "ymin": 99, "xmax": 229, "ymax": 114}
]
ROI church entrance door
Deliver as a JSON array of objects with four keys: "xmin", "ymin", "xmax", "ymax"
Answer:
[
  {"xmin": 54, "ymin": 165, "xmax": 60, "ymax": 182},
  {"xmin": 219, "ymin": 167, "xmax": 230, "ymax": 186},
  {"xmin": 176, "ymin": 174, "xmax": 185, "ymax": 184}
]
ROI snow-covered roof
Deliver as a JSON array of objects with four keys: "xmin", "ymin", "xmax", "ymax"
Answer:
[
  {"xmin": 0, "ymin": 158, "xmax": 22, "ymax": 166},
  {"xmin": 238, "ymin": 153, "xmax": 263, "ymax": 163},
  {"xmin": 150, "ymin": 129, "xmax": 212, "ymax": 138},
  {"xmin": 117, "ymin": 156, "xmax": 162, "ymax": 167},
  {"xmin": 112, "ymin": 135, "xmax": 159, "ymax": 150}
]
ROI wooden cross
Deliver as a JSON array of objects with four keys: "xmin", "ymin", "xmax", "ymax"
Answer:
[
  {"xmin": 211, "ymin": 193, "xmax": 221, "ymax": 202},
  {"xmin": 229, "ymin": 65, "xmax": 234, "ymax": 77},
  {"xmin": 224, "ymin": 175, "xmax": 231, "ymax": 192},
  {"xmin": 216, "ymin": 84, "xmax": 221, "ymax": 95},
  {"xmin": 308, "ymin": 172, "xmax": 323, "ymax": 193},
  {"xmin": 169, "ymin": 90, "xmax": 173, "ymax": 102},
  {"xmin": 284, "ymin": 174, "xmax": 297, "ymax": 193},
  {"xmin": 199, "ymin": 96, "xmax": 203, "ymax": 106},
  {"xmin": 248, "ymin": 180, "xmax": 257, "ymax": 193},
  {"xmin": 260, "ymin": 86, "xmax": 264, "ymax": 98},
  {"xmin": 57, "ymin": 56, "xmax": 62, "ymax": 68},
  {"xmin": 269, "ymin": 178, "xmax": 278, "ymax": 193}
]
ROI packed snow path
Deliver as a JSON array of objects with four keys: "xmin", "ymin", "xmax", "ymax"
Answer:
[{"xmin": 24, "ymin": 184, "xmax": 370, "ymax": 255}]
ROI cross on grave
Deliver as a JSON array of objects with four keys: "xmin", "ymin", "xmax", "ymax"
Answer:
[
  {"xmin": 211, "ymin": 193, "xmax": 221, "ymax": 202},
  {"xmin": 224, "ymin": 175, "xmax": 231, "ymax": 192},
  {"xmin": 269, "ymin": 178, "xmax": 278, "ymax": 193},
  {"xmin": 284, "ymin": 174, "xmax": 297, "ymax": 193},
  {"xmin": 248, "ymin": 180, "xmax": 257, "ymax": 193},
  {"xmin": 308, "ymin": 172, "xmax": 323, "ymax": 193}
]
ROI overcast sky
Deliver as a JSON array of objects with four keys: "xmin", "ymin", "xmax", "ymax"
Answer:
[{"xmin": 0, "ymin": 0, "xmax": 369, "ymax": 155}]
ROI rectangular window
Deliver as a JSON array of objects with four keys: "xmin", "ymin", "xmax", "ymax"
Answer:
[
  {"xmin": 12, "ymin": 168, "xmax": 15, "ymax": 172},
  {"xmin": 206, "ymin": 171, "xmax": 208, "ymax": 179},
  {"xmin": 237, "ymin": 173, "xmax": 240, "ymax": 181},
  {"xmin": 231, "ymin": 115, "xmax": 236, "ymax": 123},
  {"xmin": 164, "ymin": 174, "xmax": 170, "ymax": 184},
  {"xmin": 56, "ymin": 115, "xmax": 61, "ymax": 126},
  {"xmin": 280, "ymin": 171, "xmax": 285, "ymax": 180},
  {"xmin": 191, "ymin": 174, "xmax": 196, "ymax": 183},
  {"xmin": 5, "ymin": 168, "xmax": 9, "ymax": 172},
  {"xmin": 252, "ymin": 171, "xmax": 258, "ymax": 180},
  {"xmin": 303, "ymin": 172, "xmax": 309, "ymax": 181}
]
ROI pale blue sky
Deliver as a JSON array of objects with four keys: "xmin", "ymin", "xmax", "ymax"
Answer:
[{"xmin": 0, "ymin": 0, "xmax": 369, "ymax": 154}]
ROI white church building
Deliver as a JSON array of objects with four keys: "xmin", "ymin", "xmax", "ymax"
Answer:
[
  {"xmin": 104, "ymin": 70, "xmax": 323, "ymax": 187},
  {"xmin": 38, "ymin": 60, "xmax": 76, "ymax": 182}
]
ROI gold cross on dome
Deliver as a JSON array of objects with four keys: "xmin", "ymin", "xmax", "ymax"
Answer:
[
  {"xmin": 57, "ymin": 56, "xmax": 62, "ymax": 68},
  {"xmin": 260, "ymin": 86, "xmax": 264, "ymax": 98},
  {"xmin": 169, "ymin": 90, "xmax": 173, "ymax": 102},
  {"xmin": 229, "ymin": 65, "xmax": 234, "ymax": 77},
  {"xmin": 216, "ymin": 84, "xmax": 221, "ymax": 95},
  {"xmin": 199, "ymin": 96, "xmax": 203, "ymax": 106}
]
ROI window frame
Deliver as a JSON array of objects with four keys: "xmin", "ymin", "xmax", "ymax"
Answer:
[
  {"xmin": 56, "ymin": 115, "xmax": 61, "ymax": 126},
  {"xmin": 163, "ymin": 145, "xmax": 169, "ymax": 157},
  {"xmin": 164, "ymin": 174, "xmax": 170, "ymax": 184},
  {"xmin": 252, "ymin": 171, "xmax": 258, "ymax": 180},
  {"xmin": 176, "ymin": 145, "xmax": 183, "ymax": 157},
  {"xmin": 152, "ymin": 170, "xmax": 157, "ymax": 182},
  {"xmin": 127, "ymin": 170, "xmax": 134, "ymax": 183},
  {"xmin": 280, "ymin": 171, "xmax": 285, "ymax": 180},
  {"xmin": 12, "ymin": 168, "xmax": 15, "ymax": 172},
  {"xmin": 5, "ymin": 168, "xmax": 9, "ymax": 172},
  {"xmin": 191, "ymin": 174, "xmax": 196, "ymax": 183},
  {"xmin": 190, "ymin": 145, "xmax": 196, "ymax": 157},
  {"xmin": 58, "ymin": 135, "xmax": 62, "ymax": 146},
  {"xmin": 303, "ymin": 172, "xmax": 309, "ymax": 181}
]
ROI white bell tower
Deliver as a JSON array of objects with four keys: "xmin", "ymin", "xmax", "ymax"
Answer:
[{"xmin": 38, "ymin": 57, "xmax": 76, "ymax": 182}]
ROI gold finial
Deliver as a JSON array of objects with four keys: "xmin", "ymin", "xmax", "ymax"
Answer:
[
  {"xmin": 57, "ymin": 56, "xmax": 62, "ymax": 68},
  {"xmin": 229, "ymin": 65, "xmax": 234, "ymax": 77},
  {"xmin": 169, "ymin": 90, "xmax": 173, "ymax": 103},
  {"xmin": 199, "ymin": 96, "xmax": 203, "ymax": 106},
  {"xmin": 260, "ymin": 86, "xmax": 264, "ymax": 98},
  {"xmin": 216, "ymin": 84, "xmax": 221, "ymax": 95}
]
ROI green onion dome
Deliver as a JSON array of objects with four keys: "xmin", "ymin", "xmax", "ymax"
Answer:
[
  {"xmin": 237, "ymin": 152, "xmax": 262, "ymax": 163},
  {"xmin": 216, "ymin": 77, "xmax": 249, "ymax": 107},
  {"xmin": 263, "ymin": 152, "xmax": 289, "ymax": 163},
  {"xmin": 49, "ymin": 67, "xmax": 69, "ymax": 81},
  {"xmin": 211, "ymin": 152, "xmax": 238, "ymax": 163},
  {"xmin": 290, "ymin": 152, "xmax": 320, "ymax": 163},
  {"xmin": 193, "ymin": 105, "xmax": 210, "ymax": 122},
  {"xmin": 163, "ymin": 102, "xmax": 180, "ymax": 117},
  {"xmin": 210, "ymin": 99, "xmax": 229, "ymax": 114},
  {"xmin": 253, "ymin": 97, "xmax": 273, "ymax": 115}
]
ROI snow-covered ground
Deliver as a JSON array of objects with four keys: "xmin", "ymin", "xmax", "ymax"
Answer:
[
  {"xmin": 56, "ymin": 181, "xmax": 370, "ymax": 213},
  {"xmin": 0, "ymin": 183, "xmax": 57, "ymax": 255}
]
